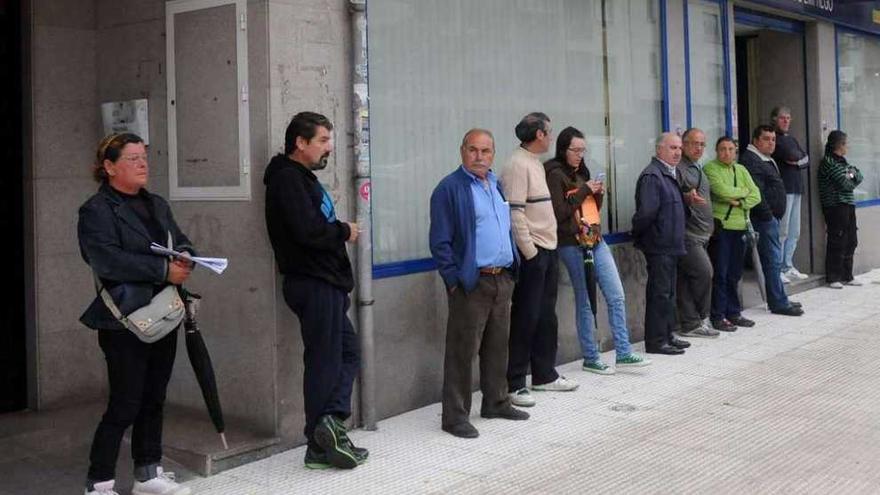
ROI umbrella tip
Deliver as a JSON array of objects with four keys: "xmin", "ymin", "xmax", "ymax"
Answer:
[{"xmin": 220, "ymin": 432, "xmax": 229, "ymax": 450}]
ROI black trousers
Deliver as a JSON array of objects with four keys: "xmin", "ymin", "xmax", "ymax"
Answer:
[
  {"xmin": 824, "ymin": 204, "xmax": 858, "ymax": 283},
  {"xmin": 507, "ymin": 247, "xmax": 559, "ymax": 391},
  {"xmin": 283, "ymin": 275, "xmax": 360, "ymax": 450},
  {"xmin": 88, "ymin": 328, "xmax": 178, "ymax": 482},
  {"xmin": 644, "ymin": 253, "xmax": 678, "ymax": 349},
  {"xmin": 442, "ymin": 273, "xmax": 514, "ymax": 427}
]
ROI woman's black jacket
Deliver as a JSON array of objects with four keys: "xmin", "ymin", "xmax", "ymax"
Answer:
[{"xmin": 77, "ymin": 183, "xmax": 195, "ymax": 330}]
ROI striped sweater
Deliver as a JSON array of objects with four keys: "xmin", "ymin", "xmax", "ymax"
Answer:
[
  {"xmin": 500, "ymin": 147, "xmax": 557, "ymax": 259},
  {"xmin": 818, "ymin": 153, "xmax": 863, "ymax": 208}
]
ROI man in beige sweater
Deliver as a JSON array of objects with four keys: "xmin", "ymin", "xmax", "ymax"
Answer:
[{"xmin": 501, "ymin": 112, "xmax": 579, "ymax": 408}]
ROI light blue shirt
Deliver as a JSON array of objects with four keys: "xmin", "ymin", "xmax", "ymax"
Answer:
[{"xmin": 461, "ymin": 166, "xmax": 514, "ymax": 269}]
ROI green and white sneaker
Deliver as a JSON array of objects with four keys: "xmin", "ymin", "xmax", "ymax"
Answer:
[
  {"xmin": 616, "ymin": 353, "xmax": 652, "ymax": 368},
  {"xmin": 582, "ymin": 360, "xmax": 615, "ymax": 375}
]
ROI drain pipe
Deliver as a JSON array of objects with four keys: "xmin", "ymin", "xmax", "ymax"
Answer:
[{"xmin": 350, "ymin": 0, "xmax": 377, "ymax": 431}]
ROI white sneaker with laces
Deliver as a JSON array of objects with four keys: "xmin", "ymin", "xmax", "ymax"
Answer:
[
  {"xmin": 786, "ymin": 267, "xmax": 809, "ymax": 280},
  {"xmin": 132, "ymin": 467, "xmax": 191, "ymax": 495},
  {"xmin": 85, "ymin": 480, "xmax": 118, "ymax": 495},
  {"xmin": 829, "ymin": 281, "xmax": 844, "ymax": 289},
  {"xmin": 531, "ymin": 376, "xmax": 579, "ymax": 392},
  {"xmin": 509, "ymin": 387, "xmax": 536, "ymax": 407},
  {"xmin": 845, "ymin": 279, "xmax": 864, "ymax": 286},
  {"xmin": 780, "ymin": 271, "xmax": 791, "ymax": 284}
]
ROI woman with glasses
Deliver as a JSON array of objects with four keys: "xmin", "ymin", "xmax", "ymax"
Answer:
[
  {"xmin": 78, "ymin": 133, "xmax": 195, "ymax": 495},
  {"xmin": 818, "ymin": 130, "xmax": 863, "ymax": 289},
  {"xmin": 545, "ymin": 126, "xmax": 650, "ymax": 374}
]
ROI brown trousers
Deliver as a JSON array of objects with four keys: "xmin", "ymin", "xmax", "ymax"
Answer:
[{"xmin": 441, "ymin": 272, "xmax": 514, "ymax": 427}]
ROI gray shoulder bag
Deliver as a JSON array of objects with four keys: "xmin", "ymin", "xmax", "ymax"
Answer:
[{"xmin": 92, "ymin": 232, "xmax": 185, "ymax": 343}]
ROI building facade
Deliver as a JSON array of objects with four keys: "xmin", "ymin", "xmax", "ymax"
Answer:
[{"xmin": 4, "ymin": 0, "xmax": 880, "ymax": 473}]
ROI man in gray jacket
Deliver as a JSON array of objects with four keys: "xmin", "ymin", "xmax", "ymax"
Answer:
[{"xmin": 676, "ymin": 128, "xmax": 726, "ymax": 337}]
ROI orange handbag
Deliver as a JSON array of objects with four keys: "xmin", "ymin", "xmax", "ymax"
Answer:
[{"xmin": 566, "ymin": 188, "xmax": 601, "ymax": 248}]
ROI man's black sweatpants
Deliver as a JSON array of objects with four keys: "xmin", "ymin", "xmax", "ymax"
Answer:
[{"xmin": 283, "ymin": 275, "xmax": 360, "ymax": 449}]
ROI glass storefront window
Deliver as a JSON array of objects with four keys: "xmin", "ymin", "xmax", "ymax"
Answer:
[
  {"xmin": 368, "ymin": 0, "xmax": 664, "ymax": 266},
  {"xmin": 838, "ymin": 30, "xmax": 880, "ymax": 202},
  {"xmin": 687, "ymin": 0, "xmax": 727, "ymax": 153}
]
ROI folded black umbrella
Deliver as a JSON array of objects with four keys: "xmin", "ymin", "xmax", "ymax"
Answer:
[
  {"xmin": 182, "ymin": 291, "xmax": 228, "ymax": 450},
  {"xmin": 582, "ymin": 246, "xmax": 599, "ymax": 328}
]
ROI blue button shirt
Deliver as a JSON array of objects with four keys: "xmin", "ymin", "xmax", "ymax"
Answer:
[{"xmin": 461, "ymin": 166, "xmax": 514, "ymax": 269}]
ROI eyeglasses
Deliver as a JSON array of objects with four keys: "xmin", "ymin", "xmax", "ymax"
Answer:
[
  {"xmin": 567, "ymin": 147, "xmax": 587, "ymax": 155},
  {"xmin": 120, "ymin": 154, "xmax": 148, "ymax": 163}
]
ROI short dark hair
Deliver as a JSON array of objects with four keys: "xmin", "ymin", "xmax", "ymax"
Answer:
[
  {"xmin": 553, "ymin": 126, "xmax": 585, "ymax": 165},
  {"xmin": 770, "ymin": 106, "xmax": 791, "ymax": 121},
  {"xmin": 751, "ymin": 124, "xmax": 775, "ymax": 142},
  {"xmin": 715, "ymin": 136, "xmax": 736, "ymax": 150},
  {"xmin": 514, "ymin": 112, "xmax": 550, "ymax": 144},
  {"xmin": 92, "ymin": 133, "xmax": 145, "ymax": 183},
  {"xmin": 825, "ymin": 130, "xmax": 847, "ymax": 156},
  {"xmin": 284, "ymin": 112, "xmax": 333, "ymax": 155}
]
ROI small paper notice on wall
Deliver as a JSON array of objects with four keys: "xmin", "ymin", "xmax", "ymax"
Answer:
[{"xmin": 101, "ymin": 99, "xmax": 149, "ymax": 144}]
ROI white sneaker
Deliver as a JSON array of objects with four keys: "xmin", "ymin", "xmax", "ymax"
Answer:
[
  {"xmin": 845, "ymin": 279, "xmax": 864, "ymax": 286},
  {"xmin": 828, "ymin": 282, "xmax": 844, "ymax": 289},
  {"xmin": 531, "ymin": 376, "xmax": 579, "ymax": 392},
  {"xmin": 132, "ymin": 467, "xmax": 191, "ymax": 495},
  {"xmin": 509, "ymin": 387, "xmax": 536, "ymax": 407},
  {"xmin": 786, "ymin": 267, "xmax": 809, "ymax": 280},
  {"xmin": 86, "ymin": 480, "xmax": 119, "ymax": 495},
  {"xmin": 780, "ymin": 271, "xmax": 791, "ymax": 284}
]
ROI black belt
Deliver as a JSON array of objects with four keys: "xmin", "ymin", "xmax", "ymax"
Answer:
[{"xmin": 479, "ymin": 266, "xmax": 506, "ymax": 275}]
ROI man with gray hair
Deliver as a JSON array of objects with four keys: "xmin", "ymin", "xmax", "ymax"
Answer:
[
  {"xmin": 429, "ymin": 129, "xmax": 528, "ymax": 439},
  {"xmin": 632, "ymin": 132, "xmax": 692, "ymax": 355},
  {"xmin": 502, "ymin": 112, "xmax": 578, "ymax": 409},
  {"xmin": 676, "ymin": 128, "xmax": 721, "ymax": 338},
  {"xmin": 771, "ymin": 106, "xmax": 810, "ymax": 284}
]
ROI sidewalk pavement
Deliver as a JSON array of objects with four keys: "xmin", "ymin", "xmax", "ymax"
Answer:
[{"xmin": 185, "ymin": 271, "xmax": 880, "ymax": 494}]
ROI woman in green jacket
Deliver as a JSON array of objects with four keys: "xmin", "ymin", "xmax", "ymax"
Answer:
[
  {"xmin": 703, "ymin": 137, "xmax": 761, "ymax": 332},
  {"xmin": 818, "ymin": 130, "xmax": 863, "ymax": 288}
]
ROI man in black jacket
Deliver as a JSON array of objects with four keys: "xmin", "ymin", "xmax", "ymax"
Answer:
[
  {"xmin": 771, "ymin": 106, "xmax": 810, "ymax": 283},
  {"xmin": 632, "ymin": 132, "xmax": 692, "ymax": 355},
  {"xmin": 264, "ymin": 112, "xmax": 366, "ymax": 470},
  {"xmin": 739, "ymin": 125, "xmax": 803, "ymax": 317}
]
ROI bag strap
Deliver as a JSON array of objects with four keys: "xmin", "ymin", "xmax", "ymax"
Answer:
[{"xmin": 91, "ymin": 231, "xmax": 173, "ymax": 327}]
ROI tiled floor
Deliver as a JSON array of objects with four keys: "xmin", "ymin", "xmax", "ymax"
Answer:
[{"xmin": 182, "ymin": 270, "xmax": 880, "ymax": 495}]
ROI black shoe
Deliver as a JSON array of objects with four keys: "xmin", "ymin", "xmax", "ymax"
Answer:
[
  {"xmin": 790, "ymin": 301, "xmax": 802, "ymax": 308},
  {"xmin": 669, "ymin": 337, "xmax": 691, "ymax": 349},
  {"xmin": 728, "ymin": 316, "xmax": 755, "ymax": 328},
  {"xmin": 313, "ymin": 415, "xmax": 358, "ymax": 469},
  {"xmin": 481, "ymin": 406, "xmax": 530, "ymax": 421},
  {"xmin": 711, "ymin": 319, "xmax": 738, "ymax": 332},
  {"xmin": 646, "ymin": 344, "xmax": 685, "ymax": 355},
  {"xmin": 771, "ymin": 306, "xmax": 804, "ymax": 316},
  {"xmin": 326, "ymin": 415, "xmax": 368, "ymax": 462},
  {"xmin": 304, "ymin": 446, "xmax": 333, "ymax": 470},
  {"xmin": 442, "ymin": 422, "xmax": 479, "ymax": 438}
]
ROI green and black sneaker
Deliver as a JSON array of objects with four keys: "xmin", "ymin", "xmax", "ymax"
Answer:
[
  {"xmin": 328, "ymin": 415, "xmax": 368, "ymax": 464},
  {"xmin": 313, "ymin": 415, "xmax": 358, "ymax": 469},
  {"xmin": 303, "ymin": 447, "xmax": 332, "ymax": 470}
]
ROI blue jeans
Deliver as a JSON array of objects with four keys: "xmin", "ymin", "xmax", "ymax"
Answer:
[
  {"xmin": 558, "ymin": 241, "xmax": 632, "ymax": 363},
  {"xmin": 779, "ymin": 193, "xmax": 802, "ymax": 271},
  {"xmin": 753, "ymin": 218, "xmax": 791, "ymax": 311}
]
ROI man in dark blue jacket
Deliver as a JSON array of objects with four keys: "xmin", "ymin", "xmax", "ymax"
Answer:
[
  {"xmin": 429, "ymin": 129, "xmax": 527, "ymax": 439},
  {"xmin": 740, "ymin": 125, "xmax": 803, "ymax": 317},
  {"xmin": 264, "ymin": 112, "xmax": 366, "ymax": 470},
  {"xmin": 632, "ymin": 132, "xmax": 692, "ymax": 355}
]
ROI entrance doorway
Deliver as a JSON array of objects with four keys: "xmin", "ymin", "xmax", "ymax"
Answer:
[
  {"xmin": 0, "ymin": 0, "xmax": 27, "ymax": 413},
  {"xmin": 734, "ymin": 9, "xmax": 814, "ymax": 275}
]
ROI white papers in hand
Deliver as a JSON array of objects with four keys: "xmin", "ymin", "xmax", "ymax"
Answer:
[{"xmin": 150, "ymin": 243, "xmax": 229, "ymax": 275}]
